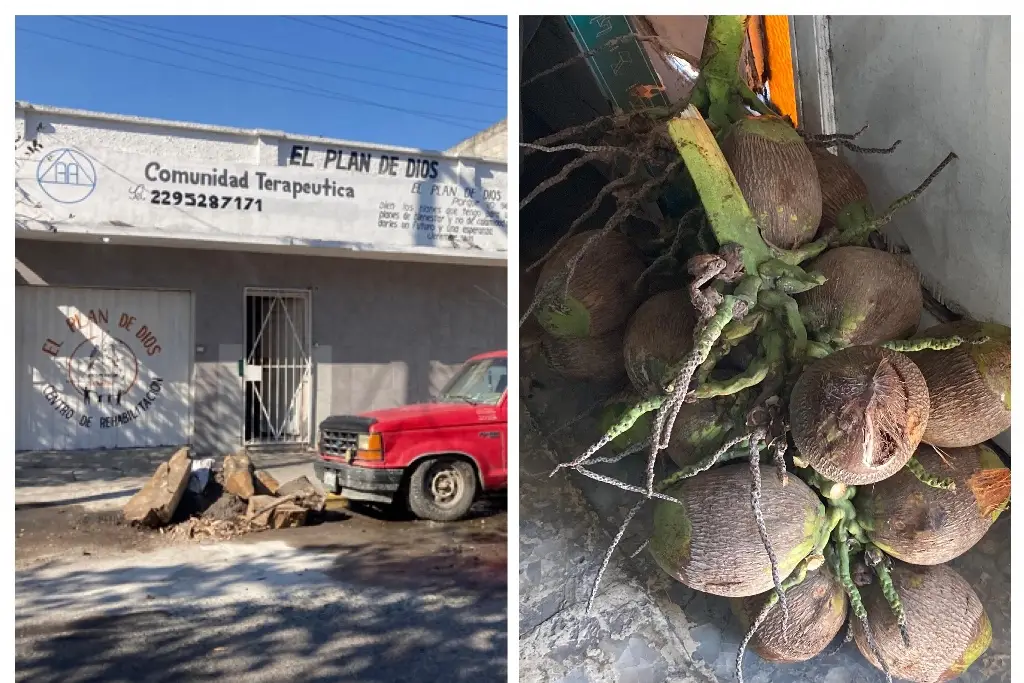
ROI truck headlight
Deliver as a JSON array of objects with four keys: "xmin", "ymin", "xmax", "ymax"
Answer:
[{"xmin": 356, "ymin": 433, "xmax": 383, "ymax": 460}]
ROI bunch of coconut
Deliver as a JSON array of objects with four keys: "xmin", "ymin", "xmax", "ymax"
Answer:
[{"xmin": 525, "ymin": 111, "xmax": 1009, "ymax": 682}]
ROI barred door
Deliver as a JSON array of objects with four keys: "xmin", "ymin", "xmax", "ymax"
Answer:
[{"xmin": 243, "ymin": 289, "xmax": 312, "ymax": 446}]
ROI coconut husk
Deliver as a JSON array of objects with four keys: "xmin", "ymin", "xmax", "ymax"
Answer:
[
  {"xmin": 790, "ymin": 346, "xmax": 930, "ymax": 485},
  {"xmin": 809, "ymin": 146, "xmax": 871, "ymax": 233},
  {"xmin": 541, "ymin": 327, "xmax": 626, "ymax": 383},
  {"xmin": 534, "ymin": 230, "xmax": 645, "ymax": 338},
  {"xmin": 911, "ymin": 320, "xmax": 1011, "ymax": 448},
  {"xmin": 853, "ymin": 562, "xmax": 991, "ymax": 683},
  {"xmin": 623, "ymin": 289, "xmax": 698, "ymax": 397},
  {"xmin": 733, "ymin": 564, "xmax": 848, "ymax": 663},
  {"xmin": 858, "ymin": 443, "xmax": 1009, "ymax": 565},
  {"xmin": 663, "ymin": 394, "xmax": 745, "ymax": 471},
  {"xmin": 651, "ymin": 463, "xmax": 825, "ymax": 597},
  {"xmin": 797, "ymin": 246, "xmax": 922, "ymax": 346},
  {"xmin": 720, "ymin": 115, "xmax": 822, "ymax": 250}
]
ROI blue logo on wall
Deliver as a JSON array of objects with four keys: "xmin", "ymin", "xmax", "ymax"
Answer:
[{"xmin": 36, "ymin": 148, "xmax": 98, "ymax": 204}]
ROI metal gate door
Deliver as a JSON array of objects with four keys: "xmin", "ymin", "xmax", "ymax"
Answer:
[{"xmin": 243, "ymin": 288, "xmax": 312, "ymax": 446}]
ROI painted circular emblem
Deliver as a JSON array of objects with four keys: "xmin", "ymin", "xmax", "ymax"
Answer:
[
  {"xmin": 36, "ymin": 148, "xmax": 98, "ymax": 204},
  {"xmin": 67, "ymin": 333, "xmax": 140, "ymax": 406}
]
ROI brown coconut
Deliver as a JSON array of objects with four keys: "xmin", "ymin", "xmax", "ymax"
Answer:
[
  {"xmin": 534, "ymin": 230, "xmax": 645, "ymax": 338},
  {"xmin": 853, "ymin": 563, "xmax": 991, "ymax": 683},
  {"xmin": 732, "ymin": 565, "xmax": 848, "ymax": 663},
  {"xmin": 720, "ymin": 115, "xmax": 823, "ymax": 250},
  {"xmin": 911, "ymin": 321, "xmax": 1011, "ymax": 448},
  {"xmin": 809, "ymin": 146, "xmax": 872, "ymax": 234},
  {"xmin": 789, "ymin": 346, "xmax": 930, "ymax": 485},
  {"xmin": 650, "ymin": 463, "xmax": 825, "ymax": 597},
  {"xmin": 858, "ymin": 443, "xmax": 1010, "ymax": 565},
  {"xmin": 541, "ymin": 327, "xmax": 626, "ymax": 383},
  {"xmin": 796, "ymin": 246, "xmax": 922, "ymax": 347},
  {"xmin": 623, "ymin": 289, "xmax": 697, "ymax": 396},
  {"xmin": 662, "ymin": 394, "xmax": 746, "ymax": 472}
]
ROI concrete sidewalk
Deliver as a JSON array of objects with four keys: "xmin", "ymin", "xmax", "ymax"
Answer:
[{"xmin": 15, "ymin": 447, "xmax": 320, "ymax": 511}]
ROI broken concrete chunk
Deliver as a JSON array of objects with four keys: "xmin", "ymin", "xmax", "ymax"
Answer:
[
  {"xmin": 222, "ymin": 451, "xmax": 255, "ymax": 499},
  {"xmin": 270, "ymin": 503, "xmax": 308, "ymax": 529},
  {"xmin": 254, "ymin": 470, "xmax": 281, "ymax": 496},
  {"xmin": 246, "ymin": 494, "xmax": 279, "ymax": 528},
  {"xmin": 276, "ymin": 475, "xmax": 326, "ymax": 513},
  {"xmin": 123, "ymin": 448, "xmax": 192, "ymax": 527}
]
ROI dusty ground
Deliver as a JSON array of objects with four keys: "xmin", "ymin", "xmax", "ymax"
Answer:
[
  {"xmin": 16, "ymin": 491, "xmax": 507, "ymax": 683},
  {"xmin": 15, "ymin": 505, "xmax": 168, "ymax": 569}
]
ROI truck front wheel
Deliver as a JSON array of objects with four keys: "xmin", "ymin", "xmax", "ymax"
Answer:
[{"xmin": 407, "ymin": 457, "xmax": 477, "ymax": 522}]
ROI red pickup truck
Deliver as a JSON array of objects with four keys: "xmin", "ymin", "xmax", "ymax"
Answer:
[{"xmin": 314, "ymin": 350, "xmax": 508, "ymax": 522}]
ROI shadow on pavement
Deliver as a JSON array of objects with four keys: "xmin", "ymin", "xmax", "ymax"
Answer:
[{"xmin": 16, "ymin": 540, "xmax": 507, "ymax": 682}]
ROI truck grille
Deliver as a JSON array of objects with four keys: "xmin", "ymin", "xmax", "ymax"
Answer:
[{"xmin": 320, "ymin": 429, "xmax": 359, "ymax": 457}]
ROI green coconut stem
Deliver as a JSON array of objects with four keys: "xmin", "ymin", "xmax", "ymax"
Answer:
[
  {"xmin": 758, "ymin": 259, "xmax": 823, "ymax": 284},
  {"xmin": 694, "ymin": 16, "xmax": 750, "ymax": 131},
  {"xmin": 695, "ymin": 311, "xmax": 765, "ymax": 385},
  {"xmin": 806, "ymin": 340, "xmax": 832, "ymax": 359},
  {"xmin": 552, "ymin": 395, "xmax": 665, "ymax": 475},
  {"xmin": 757, "ymin": 290, "xmax": 808, "ymax": 362},
  {"xmin": 836, "ymin": 152, "xmax": 958, "ymax": 247},
  {"xmin": 804, "ymin": 469, "xmax": 849, "ymax": 501},
  {"xmin": 835, "ymin": 537, "xmax": 892, "ymax": 683},
  {"xmin": 749, "ymin": 441, "xmax": 790, "ymax": 637},
  {"xmin": 813, "ymin": 506, "xmax": 847, "ymax": 558},
  {"xmin": 905, "ymin": 457, "xmax": 958, "ymax": 491},
  {"xmin": 866, "ymin": 545, "xmax": 910, "ymax": 647},
  {"xmin": 656, "ymin": 432, "xmax": 752, "ymax": 491},
  {"xmin": 667, "ymin": 106, "xmax": 773, "ymax": 273},
  {"xmin": 737, "ymin": 81, "xmax": 777, "ymax": 117},
  {"xmin": 723, "ymin": 310, "xmax": 764, "ymax": 342},
  {"xmin": 695, "ymin": 344, "xmax": 730, "ymax": 386},
  {"xmin": 691, "ymin": 355, "xmax": 770, "ymax": 398},
  {"xmin": 772, "ymin": 237, "xmax": 830, "ymax": 266},
  {"xmin": 881, "ymin": 335, "xmax": 969, "ymax": 352}
]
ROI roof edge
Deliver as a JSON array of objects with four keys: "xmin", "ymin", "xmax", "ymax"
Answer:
[{"xmin": 15, "ymin": 100, "xmax": 507, "ymax": 166}]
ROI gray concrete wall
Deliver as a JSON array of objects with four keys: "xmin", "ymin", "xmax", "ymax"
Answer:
[
  {"xmin": 821, "ymin": 16, "xmax": 1011, "ymax": 451},
  {"xmin": 825, "ymin": 16, "xmax": 1010, "ymax": 323},
  {"xmin": 16, "ymin": 239, "xmax": 507, "ymax": 456}
]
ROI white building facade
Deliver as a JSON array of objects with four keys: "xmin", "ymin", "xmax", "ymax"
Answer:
[{"xmin": 15, "ymin": 102, "xmax": 508, "ymax": 455}]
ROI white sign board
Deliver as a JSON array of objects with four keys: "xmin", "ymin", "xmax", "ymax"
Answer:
[{"xmin": 16, "ymin": 141, "xmax": 508, "ymax": 260}]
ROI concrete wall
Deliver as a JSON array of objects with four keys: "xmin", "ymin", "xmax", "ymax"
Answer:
[
  {"xmin": 446, "ymin": 120, "xmax": 508, "ymax": 161},
  {"xmin": 825, "ymin": 17, "xmax": 1010, "ymax": 325},
  {"xmin": 16, "ymin": 239, "xmax": 507, "ymax": 456},
  {"xmin": 820, "ymin": 16, "xmax": 1011, "ymax": 452}
]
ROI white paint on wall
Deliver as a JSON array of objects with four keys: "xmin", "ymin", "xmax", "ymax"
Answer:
[{"xmin": 15, "ymin": 102, "xmax": 508, "ymax": 263}]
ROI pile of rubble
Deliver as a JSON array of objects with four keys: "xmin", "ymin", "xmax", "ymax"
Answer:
[{"xmin": 122, "ymin": 448, "xmax": 326, "ymax": 540}]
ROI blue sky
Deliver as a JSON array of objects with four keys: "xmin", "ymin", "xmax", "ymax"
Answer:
[{"xmin": 15, "ymin": 15, "xmax": 508, "ymax": 151}]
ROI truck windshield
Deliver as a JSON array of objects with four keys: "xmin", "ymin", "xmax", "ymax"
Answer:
[{"xmin": 438, "ymin": 357, "xmax": 507, "ymax": 406}]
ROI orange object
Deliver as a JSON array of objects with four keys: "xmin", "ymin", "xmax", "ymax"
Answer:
[
  {"xmin": 745, "ymin": 16, "xmax": 767, "ymax": 88},
  {"xmin": 630, "ymin": 83, "xmax": 667, "ymax": 100},
  {"xmin": 763, "ymin": 15, "xmax": 798, "ymax": 127}
]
